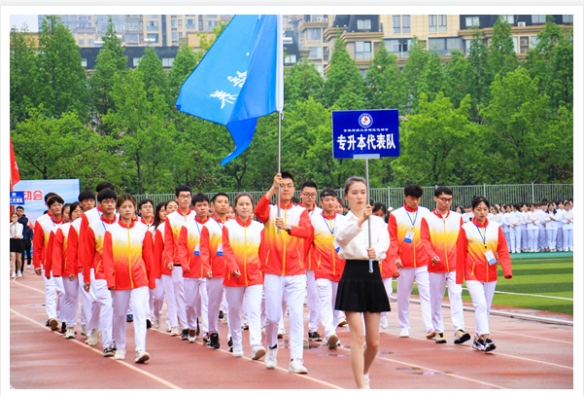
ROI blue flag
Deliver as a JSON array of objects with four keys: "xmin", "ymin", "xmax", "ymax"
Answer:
[{"xmin": 176, "ymin": 15, "xmax": 283, "ymax": 166}]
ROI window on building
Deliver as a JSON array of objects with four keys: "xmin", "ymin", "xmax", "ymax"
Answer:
[
  {"xmin": 309, "ymin": 46, "xmax": 323, "ymax": 59},
  {"xmin": 385, "ymin": 38, "xmax": 411, "ymax": 57},
  {"xmin": 355, "ymin": 41, "xmax": 372, "ymax": 60},
  {"xmin": 88, "ymin": 39, "xmax": 94, "ymax": 46},
  {"xmin": 206, "ymin": 20, "xmax": 218, "ymax": 31},
  {"xmin": 503, "ymin": 15, "xmax": 515, "ymax": 24},
  {"xmin": 402, "ymin": 15, "xmax": 410, "ymax": 33},
  {"xmin": 171, "ymin": 19, "xmax": 178, "ymax": 28},
  {"xmin": 465, "ymin": 16, "xmax": 480, "ymax": 27},
  {"xmin": 357, "ymin": 19, "xmax": 371, "ymax": 30},
  {"xmin": 62, "ymin": 15, "xmax": 68, "ymax": 23},
  {"xmin": 323, "ymin": 46, "xmax": 330, "ymax": 62},
  {"xmin": 531, "ymin": 15, "xmax": 546, "ymax": 24},
  {"xmin": 172, "ymin": 32, "xmax": 178, "ymax": 42},
  {"xmin": 206, "ymin": 15, "xmax": 217, "ymax": 18},
  {"xmin": 147, "ymin": 33, "xmax": 159, "ymax": 43},
  {"xmin": 315, "ymin": 64, "xmax": 324, "ymax": 74},
  {"xmin": 530, "ymin": 36, "xmax": 540, "ymax": 49},
  {"xmin": 439, "ymin": 15, "xmax": 447, "ymax": 31},
  {"xmin": 126, "ymin": 21, "xmax": 140, "ymax": 31},
  {"xmin": 429, "ymin": 15, "xmax": 437, "ymax": 32},
  {"xmin": 392, "ymin": 15, "xmax": 401, "ymax": 33},
  {"xmin": 81, "ymin": 58, "xmax": 87, "ymax": 67},
  {"xmin": 133, "ymin": 57, "xmax": 141, "ymax": 67},
  {"xmin": 284, "ymin": 54, "xmax": 297, "ymax": 63},
  {"xmin": 562, "ymin": 15, "xmax": 573, "ymax": 23},
  {"xmin": 78, "ymin": 37, "xmax": 84, "ymax": 46},
  {"xmin": 186, "ymin": 19, "xmax": 195, "ymax": 29},
  {"xmin": 429, "ymin": 38, "xmax": 461, "ymax": 55},
  {"xmin": 359, "ymin": 69, "xmax": 368, "ymax": 78},
  {"xmin": 512, "ymin": 37, "xmax": 518, "ymax": 53},
  {"xmin": 162, "ymin": 58, "xmax": 174, "ymax": 67},
  {"xmin": 464, "ymin": 39, "xmax": 472, "ymax": 55},
  {"xmin": 147, "ymin": 15, "xmax": 158, "ymax": 19},
  {"xmin": 147, "ymin": 20, "xmax": 159, "ymax": 31},
  {"xmin": 312, "ymin": 15, "xmax": 327, "ymax": 22},
  {"xmin": 126, "ymin": 33, "xmax": 139, "ymax": 43},
  {"xmin": 199, "ymin": 20, "xmax": 203, "ymax": 31},
  {"xmin": 519, "ymin": 36, "xmax": 530, "ymax": 53},
  {"xmin": 307, "ymin": 28, "xmax": 321, "ymax": 41}
]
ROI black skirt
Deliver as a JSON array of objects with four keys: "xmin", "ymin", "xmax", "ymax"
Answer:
[
  {"xmin": 335, "ymin": 259, "xmax": 391, "ymax": 313},
  {"xmin": 10, "ymin": 238, "xmax": 24, "ymax": 254}
]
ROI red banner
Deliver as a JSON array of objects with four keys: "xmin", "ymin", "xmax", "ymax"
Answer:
[{"xmin": 10, "ymin": 138, "xmax": 21, "ymax": 189}]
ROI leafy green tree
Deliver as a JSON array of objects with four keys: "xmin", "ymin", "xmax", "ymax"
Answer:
[
  {"xmin": 481, "ymin": 68, "xmax": 550, "ymax": 183},
  {"xmin": 34, "ymin": 16, "xmax": 88, "ymax": 120},
  {"xmin": 537, "ymin": 106, "xmax": 573, "ymax": 183},
  {"xmin": 169, "ymin": 44, "xmax": 198, "ymax": 103},
  {"xmin": 365, "ymin": 44, "xmax": 403, "ymax": 110},
  {"xmin": 442, "ymin": 51, "xmax": 470, "ymax": 109},
  {"xmin": 323, "ymin": 36, "xmax": 365, "ymax": 108},
  {"xmin": 88, "ymin": 17, "xmax": 127, "ymax": 133},
  {"xmin": 401, "ymin": 37, "xmax": 430, "ymax": 113},
  {"xmin": 464, "ymin": 29, "xmax": 492, "ymax": 122},
  {"xmin": 419, "ymin": 53, "xmax": 445, "ymax": 103},
  {"xmin": 136, "ymin": 46, "xmax": 170, "ymax": 105},
  {"xmin": 284, "ymin": 59, "xmax": 324, "ymax": 108},
  {"xmin": 10, "ymin": 26, "xmax": 37, "ymax": 126},
  {"xmin": 487, "ymin": 16, "xmax": 519, "ymax": 79}
]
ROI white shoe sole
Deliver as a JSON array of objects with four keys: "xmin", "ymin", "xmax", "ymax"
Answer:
[
  {"xmin": 135, "ymin": 352, "xmax": 150, "ymax": 363},
  {"xmin": 252, "ymin": 348, "xmax": 266, "ymax": 360}
]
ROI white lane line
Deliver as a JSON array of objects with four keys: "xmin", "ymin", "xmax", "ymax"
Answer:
[
  {"xmin": 490, "ymin": 329, "xmax": 573, "ymax": 345},
  {"xmin": 462, "ymin": 288, "xmax": 573, "ymax": 301},
  {"xmin": 488, "ymin": 351, "xmax": 573, "ymax": 370}
]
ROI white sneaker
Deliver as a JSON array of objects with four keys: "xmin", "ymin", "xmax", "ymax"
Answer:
[
  {"xmin": 65, "ymin": 326, "xmax": 75, "ymax": 339},
  {"xmin": 265, "ymin": 346, "xmax": 278, "ymax": 369},
  {"xmin": 86, "ymin": 328, "xmax": 99, "ymax": 346},
  {"xmin": 152, "ymin": 318, "xmax": 160, "ymax": 329},
  {"xmin": 251, "ymin": 345, "xmax": 266, "ymax": 360},
  {"xmin": 363, "ymin": 373, "xmax": 370, "ymax": 389},
  {"xmin": 399, "ymin": 328, "xmax": 409, "ymax": 338},
  {"xmin": 233, "ymin": 348, "xmax": 244, "ymax": 358},
  {"xmin": 326, "ymin": 333, "xmax": 339, "ymax": 349},
  {"xmin": 17, "ymin": 271, "xmax": 23, "ymax": 278},
  {"xmin": 288, "ymin": 358, "xmax": 308, "ymax": 374},
  {"xmin": 170, "ymin": 326, "xmax": 180, "ymax": 337},
  {"xmin": 135, "ymin": 350, "xmax": 150, "ymax": 363},
  {"xmin": 81, "ymin": 324, "xmax": 87, "ymax": 336},
  {"xmin": 11, "ymin": 272, "xmax": 16, "ymax": 279},
  {"xmin": 380, "ymin": 315, "xmax": 389, "ymax": 330},
  {"xmin": 114, "ymin": 348, "xmax": 126, "ymax": 360}
]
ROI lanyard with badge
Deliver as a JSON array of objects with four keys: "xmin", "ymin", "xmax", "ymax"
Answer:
[
  {"xmin": 404, "ymin": 210, "xmax": 418, "ymax": 244},
  {"xmin": 193, "ymin": 220, "xmax": 202, "ymax": 256},
  {"xmin": 322, "ymin": 215, "xmax": 340, "ymax": 253},
  {"xmin": 213, "ymin": 218, "xmax": 224, "ymax": 256},
  {"xmin": 476, "ymin": 224, "xmax": 496, "ymax": 265}
]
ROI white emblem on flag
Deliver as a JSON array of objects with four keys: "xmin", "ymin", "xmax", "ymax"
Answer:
[
  {"xmin": 227, "ymin": 71, "xmax": 247, "ymax": 88},
  {"xmin": 210, "ymin": 91, "xmax": 238, "ymax": 109},
  {"xmin": 358, "ymin": 113, "xmax": 373, "ymax": 128}
]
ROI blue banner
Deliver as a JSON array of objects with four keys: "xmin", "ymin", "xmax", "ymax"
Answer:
[
  {"xmin": 10, "ymin": 191, "xmax": 25, "ymax": 205},
  {"xmin": 332, "ymin": 109, "xmax": 400, "ymax": 159},
  {"xmin": 12, "ymin": 179, "xmax": 80, "ymax": 225}
]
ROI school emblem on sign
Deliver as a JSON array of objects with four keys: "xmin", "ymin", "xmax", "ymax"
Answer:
[{"xmin": 358, "ymin": 113, "xmax": 373, "ymax": 129}]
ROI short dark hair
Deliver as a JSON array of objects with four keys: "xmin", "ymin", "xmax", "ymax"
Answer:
[
  {"xmin": 175, "ymin": 185, "xmax": 192, "ymax": 198},
  {"xmin": 16, "ymin": 206, "xmax": 24, "ymax": 211},
  {"xmin": 78, "ymin": 189, "xmax": 95, "ymax": 202},
  {"xmin": 165, "ymin": 200, "xmax": 178, "ymax": 210},
  {"xmin": 281, "ymin": 171, "xmax": 294, "ymax": 183},
  {"xmin": 97, "ymin": 188, "xmax": 117, "ymax": 203},
  {"xmin": 291, "ymin": 196, "xmax": 300, "ymax": 205},
  {"xmin": 47, "ymin": 195, "xmax": 64, "ymax": 207},
  {"xmin": 44, "ymin": 192, "xmax": 57, "ymax": 204},
  {"xmin": 211, "ymin": 193, "xmax": 229, "ymax": 204},
  {"xmin": 373, "ymin": 202, "xmax": 387, "ymax": 214},
  {"xmin": 320, "ymin": 188, "xmax": 337, "ymax": 199},
  {"xmin": 96, "ymin": 181, "xmax": 115, "ymax": 193},
  {"xmin": 434, "ymin": 186, "xmax": 453, "ymax": 197},
  {"xmin": 300, "ymin": 180, "xmax": 318, "ymax": 191},
  {"xmin": 471, "ymin": 196, "xmax": 490, "ymax": 210},
  {"xmin": 404, "ymin": 184, "xmax": 423, "ymax": 198},
  {"xmin": 138, "ymin": 199, "xmax": 154, "ymax": 210},
  {"xmin": 69, "ymin": 201, "xmax": 81, "ymax": 215},
  {"xmin": 192, "ymin": 192, "xmax": 210, "ymax": 206}
]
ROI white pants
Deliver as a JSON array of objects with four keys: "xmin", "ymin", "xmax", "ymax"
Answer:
[
  {"xmin": 509, "ymin": 226, "xmax": 521, "ymax": 253},
  {"xmin": 42, "ymin": 268, "xmax": 58, "ymax": 320},
  {"xmin": 306, "ymin": 270, "xmax": 320, "ymax": 332},
  {"xmin": 538, "ymin": 225, "xmax": 547, "ymax": 250},
  {"xmin": 79, "ymin": 272, "xmax": 96, "ymax": 330},
  {"xmin": 207, "ymin": 277, "xmax": 225, "ymax": 335},
  {"xmin": 528, "ymin": 229, "xmax": 538, "ymax": 251},
  {"xmin": 89, "ymin": 277, "xmax": 114, "ymax": 348},
  {"xmin": 466, "ymin": 280, "xmax": 496, "ymax": 336},
  {"xmin": 521, "ymin": 227, "xmax": 528, "ymax": 251},
  {"xmin": 172, "ymin": 266, "xmax": 188, "ymax": 329},
  {"xmin": 556, "ymin": 226, "xmax": 564, "ymax": 250},
  {"xmin": 563, "ymin": 228, "xmax": 573, "ymax": 251},
  {"xmin": 546, "ymin": 229, "xmax": 558, "ymax": 250},
  {"xmin": 429, "ymin": 271, "xmax": 465, "ymax": 333},
  {"xmin": 149, "ymin": 277, "xmax": 164, "ymax": 320},
  {"xmin": 396, "ymin": 266, "xmax": 433, "ymax": 333},
  {"xmin": 264, "ymin": 273, "xmax": 306, "ymax": 360},
  {"xmin": 226, "ymin": 284, "xmax": 263, "ymax": 352},
  {"xmin": 112, "ymin": 287, "xmax": 149, "ymax": 351},
  {"xmin": 381, "ymin": 277, "xmax": 393, "ymax": 321},
  {"xmin": 161, "ymin": 272, "xmax": 182, "ymax": 328},
  {"xmin": 53, "ymin": 275, "xmax": 66, "ymax": 322},
  {"xmin": 185, "ymin": 277, "xmax": 208, "ymax": 332},
  {"xmin": 62, "ymin": 276, "xmax": 79, "ymax": 327},
  {"xmin": 503, "ymin": 229, "xmax": 511, "ymax": 252},
  {"xmin": 316, "ymin": 278, "xmax": 339, "ymax": 338}
]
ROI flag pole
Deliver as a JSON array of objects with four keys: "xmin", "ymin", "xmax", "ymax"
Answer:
[
  {"xmin": 366, "ymin": 158, "xmax": 373, "ymax": 273},
  {"xmin": 277, "ymin": 110, "xmax": 282, "ymax": 231}
]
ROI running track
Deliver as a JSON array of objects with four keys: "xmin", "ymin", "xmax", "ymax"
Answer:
[{"xmin": 9, "ymin": 267, "xmax": 575, "ymax": 390}]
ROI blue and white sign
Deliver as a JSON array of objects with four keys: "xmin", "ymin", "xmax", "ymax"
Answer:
[
  {"xmin": 332, "ymin": 109, "xmax": 400, "ymax": 159},
  {"xmin": 10, "ymin": 191, "xmax": 25, "ymax": 205}
]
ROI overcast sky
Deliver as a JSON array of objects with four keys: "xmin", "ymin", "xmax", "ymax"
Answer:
[{"xmin": 10, "ymin": 15, "xmax": 39, "ymax": 32}]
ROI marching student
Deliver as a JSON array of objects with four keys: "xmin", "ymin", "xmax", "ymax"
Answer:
[
  {"xmin": 334, "ymin": 176, "xmax": 390, "ymax": 389},
  {"xmin": 508, "ymin": 204, "xmax": 522, "ymax": 254},
  {"xmin": 164, "ymin": 187, "xmax": 196, "ymax": 339},
  {"xmin": 10, "ymin": 213, "xmax": 24, "ymax": 279},
  {"xmin": 200, "ymin": 193, "xmax": 231, "ymax": 349},
  {"xmin": 372, "ymin": 202, "xmax": 388, "ymax": 223},
  {"xmin": 311, "ymin": 189, "xmax": 346, "ymax": 348},
  {"xmin": 50, "ymin": 201, "xmax": 83, "ymax": 339},
  {"xmin": 336, "ymin": 197, "xmax": 345, "ymax": 215},
  {"xmin": 81, "ymin": 188, "xmax": 118, "ymax": 357},
  {"xmin": 222, "ymin": 193, "xmax": 266, "ymax": 359},
  {"xmin": 520, "ymin": 203, "xmax": 530, "ymax": 252},
  {"xmin": 527, "ymin": 204, "xmax": 540, "ymax": 252},
  {"xmin": 156, "ymin": 200, "xmax": 179, "ymax": 333},
  {"xmin": 138, "ymin": 199, "xmax": 156, "ymax": 327},
  {"xmin": 15, "ymin": 206, "xmax": 32, "ymax": 271},
  {"xmin": 537, "ymin": 201, "xmax": 548, "ymax": 252},
  {"xmin": 420, "ymin": 187, "xmax": 470, "ymax": 345},
  {"xmin": 562, "ymin": 200, "xmax": 573, "ymax": 252},
  {"xmin": 379, "ymin": 205, "xmax": 399, "ymax": 331},
  {"xmin": 149, "ymin": 202, "xmax": 168, "ymax": 329},
  {"xmin": 456, "ymin": 196, "xmax": 512, "ymax": 352},
  {"xmin": 300, "ymin": 180, "xmax": 323, "ymax": 343},
  {"xmin": 103, "ymin": 194, "xmax": 155, "ymax": 363},
  {"xmin": 387, "ymin": 184, "xmax": 433, "ymax": 339},
  {"xmin": 255, "ymin": 172, "xmax": 312, "ymax": 374},
  {"xmin": 177, "ymin": 193, "xmax": 211, "ymax": 343},
  {"xmin": 33, "ymin": 193, "xmax": 63, "ymax": 331},
  {"xmin": 544, "ymin": 202, "xmax": 558, "ymax": 252}
]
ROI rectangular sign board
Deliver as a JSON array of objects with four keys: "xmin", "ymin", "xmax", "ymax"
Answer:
[
  {"xmin": 332, "ymin": 109, "xmax": 400, "ymax": 159},
  {"xmin": 10, "ymin": 191, "xmax": 25, "ymax": 205}
]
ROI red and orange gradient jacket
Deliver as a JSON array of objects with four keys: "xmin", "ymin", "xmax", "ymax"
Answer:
[
  {"xmin": 222, "ymin": 217, "xmax": 264, "ymax": 287},
  {"xmin": 420, "ymin": 209, "xmax": 464, "ymax": 274},
  {"xmin": 177, "ymin": 217, "xmax": 210, "ymax": 279}
]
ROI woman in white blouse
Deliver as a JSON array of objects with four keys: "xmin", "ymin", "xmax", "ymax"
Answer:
[
  {"xmin": 10, "ymin": 213, "xmax": 24, "ymax": 279},
  {"xmin": 334, "ymin": 176, "xmax": 390, "ymax": 389}
]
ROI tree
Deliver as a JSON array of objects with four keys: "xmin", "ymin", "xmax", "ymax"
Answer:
[
  {"xmin": 136, "ymin": 46, "xmax": 170, "ymax": 105},
  {"xmin": 34, "ymin": 16, "xmax": 88, "ymax": 120},
  {"xmin": 169, "ymin": 44, "xmax": 198, "ymax": 102},
  {"xmin": 487, "ymin": 16, "xmax": 518, "ymax": 79},
  {"xmin": 365, "ymin": 44, "xmax": 403, "ymax": 110},
  {"xmin": 537, "ymin": 106, "xmax": 573, "ymax": 183},
  {"xmin": 88, "ymin": 17, "xmax": 127, "ymax": 134},
  {"xmin": 401, "ymin": 37, "xmax": 430, "ymax": 114},
  {"xmin": 323, "ymin": 36, "xmax": 365, "ymax": 108},
  {"xmin": 442, "ymin": 51, "xmax": 470, "ymax": 109},
  {"xmin": 464, "ymin": 29, "xmax": 492, "ymax": 123},
  {"xmin": 284, "ymin": 59, "xmax": 324, "ymax": 108},
  {"xmin": 10, "ymin": 26, "xmax": 37, "ymax": 126},
  {"xmin": 419, "ymin": 53, "xmax": 445, "ymax": 103}
]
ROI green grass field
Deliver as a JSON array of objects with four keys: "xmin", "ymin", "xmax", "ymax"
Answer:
[{"xmin": 407, "ymin": 254, "xmax": 574, "ymax": 315}]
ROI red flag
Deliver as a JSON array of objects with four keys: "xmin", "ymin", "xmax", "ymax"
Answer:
[{"xmin": 10, "ymin": 138, "xmax": 21, "ymax": 189}]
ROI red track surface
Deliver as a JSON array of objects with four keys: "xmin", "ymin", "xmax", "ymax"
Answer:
[{"xmin": 9, "ymin": 266, "xmax": 574, "ymax": 389}]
